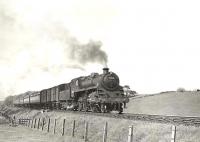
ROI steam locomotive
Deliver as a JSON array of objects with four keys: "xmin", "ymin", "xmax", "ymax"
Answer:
[{"xmin": 13, "ymin": 68, "xmax": 129, "ymax": 113}]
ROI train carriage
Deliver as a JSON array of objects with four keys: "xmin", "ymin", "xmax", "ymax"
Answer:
[
  {"xmin": 40, "ymin": 89, "xmax": 47, "ymax": 108},
  {"xmin": 50, "ymin": 86, "xmax": 59, "ymax": 109},
  {"xmin": 46, "ymin": 89, "xmax": 51, "ymax": 108},
  {"xmin": 29, "ymin": 92, "xmax": 40, "ymax": 108},
  {"xmin": 19, "ymin": 96, "xmax": 24, "ymax": 107},
  {"xmin": 13, "ymin": 96, "xmax": 21, "ymax": 107},
  {"xmin": 23, "ymin": 95, "xmax": 30, "ymax": 107},
  {"xmin": 58, "ymin": 83, "xmax": 72, "ymax": 109}
]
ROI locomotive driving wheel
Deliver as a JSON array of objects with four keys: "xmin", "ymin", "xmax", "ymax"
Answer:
[
  {"xmin": 78, "ymin": 102, "xmax": 83, "ymax": 111},
  {"xmin": 118, "ymin": 103, "xmax": 123, "ymax": 114},
  {"xmin": 91, "ymin": 103, "xmax": 100, "ymax": 112},
  {"xmin": 91, "ymin": 104, "xmax": 97, "ymax": 112},
  {"xmin": 83, "ymin": 102, "xmax": 88, "ymax": 112},
  {"xmin": 100, "ymin": 103, "xmax": 106, "ymax": 113}
]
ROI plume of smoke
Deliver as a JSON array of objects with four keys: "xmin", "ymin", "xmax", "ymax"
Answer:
[
  {"xmin": 68, "ymin": 39, "xmax": 108, "ymax": 66},
  {"xmin": 45, "ymin": 24, "xmax": 108, "ymax": 68}
]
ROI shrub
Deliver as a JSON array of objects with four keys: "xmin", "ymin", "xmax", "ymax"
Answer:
[
  {"xmin": 3, "ymin": 95, "xmax": 14, "ymax": 106},
  {"xmin": 177, "ymin": 87, "xmax": 186, "ymax": 92}
]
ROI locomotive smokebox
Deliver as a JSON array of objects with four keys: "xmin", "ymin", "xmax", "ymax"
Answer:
[{"xmin": 103, "ymin": 67, "xmax": 109, "ymax": 74}]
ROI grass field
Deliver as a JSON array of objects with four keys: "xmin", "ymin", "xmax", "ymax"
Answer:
[
  {"xmin": 125, "ymin": 91, "xmax": 200, "ymax": 117},
  {"xmin": 0, "ymin": 124, "xmax": 84, "ymax": 142},
  {"xmin": 0, "ymin": 116, "xmax": 9, "ymax": 124}
]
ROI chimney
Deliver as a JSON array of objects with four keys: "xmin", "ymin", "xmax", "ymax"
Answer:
[{"xmin": 103, "ymin": 68, "xmax": 109, "ymax": 74}]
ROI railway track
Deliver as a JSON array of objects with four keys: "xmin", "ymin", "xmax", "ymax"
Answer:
[
  {"xmin": 56, "ymin": 110, "xmax": 200, "ymax": 127},
  {"xmin": 108, "ymin": 113, "xmax": 200, "ymax": 127}
]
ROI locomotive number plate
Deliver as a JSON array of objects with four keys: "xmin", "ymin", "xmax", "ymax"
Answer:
[{"xmin": 108, "ymin": 76, "xmax": 115, "ymax": 80}]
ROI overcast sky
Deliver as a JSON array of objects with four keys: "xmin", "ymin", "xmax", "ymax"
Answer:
[{"xmin": 1, "ymin": 0, "xmax": 200, "ymax": 100}]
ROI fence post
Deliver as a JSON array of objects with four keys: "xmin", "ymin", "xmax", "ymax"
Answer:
[
  {"xmin": 34, "ymin": 119, "xmax": 37, "ymax": 128},
  {"xmin": 47, "ymin": 118, "xmax": 50, "ymax": 132},
  {"xmin": 37, "ymin": 118, "xmax": 40, "ymax": 129},
  {"xmin": 62, "ymin": 119, "xmax": 66, "ymax": 136},
  {"xmin": 28, "ymin": 119, "xmax": 30, "ymax": 127},
  {"xmin": 171, "ymin": 125, "xmax": 176, "ymax": 142},
  {"xmin": 42, "ymin": 118, "xmax": 45, "ymax": 131},
  {"xmin": 27, "ymin": 119, "xmax": 29, "ymax": 127},
  {"xmin": 127, "ymin": 125, "xmax": 133, "ymax": 142},
  {"xmin": 25, "ymin": 118, "xmax": 27, "ymax": 126},
  {"xmin": 103, "ymin": 122, "xmax": 108, "ymax": 142},
  {"xmin": 31, "ymin": 119, "xmax": 34, "ymax": 128},
  {"xmin": 54, "ymin": 119, "xmax": 57, "ymax": 134},
  {"xmin": 84, "ymin": 121, "xmax": 88, "ymax": 142},
  {"xmin": 24, "ymin": 118, "xmax": 26, "ymax": 126},
  {"xmin": 19, "ymin": 119, "xmax": 21, "ymax": 125},
  {"xmin": 72, "ymin": 120, "xmax": 76, "ymax": 137},
  {"xmin": 26, "ymin": 119, "xmax": 28, "ymax": 127}
]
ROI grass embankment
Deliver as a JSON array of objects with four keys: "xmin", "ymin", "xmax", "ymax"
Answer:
[
  {"xmin": 0, "ymin": 124, "xmax": 84, "ymax": 142},
  {"xmin": 0, "ymin": 116, "xmax": 9, "ymax": 124},
  {"xmin": 126, "ymin": 91, "xmax": 200, "ymax": 117},
  {"xmin": 1, "ymin": 106, "xmax": 200, "ymax": 142}
]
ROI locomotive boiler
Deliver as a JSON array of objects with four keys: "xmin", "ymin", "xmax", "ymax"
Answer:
[{"xmin": 13, "ymin": 68, "xmax": 129, "ymax": 114}]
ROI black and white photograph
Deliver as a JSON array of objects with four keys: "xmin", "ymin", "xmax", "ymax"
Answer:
[{"xmin": 0, "ymin": 0, "xmax": 200, "ymax": 142}]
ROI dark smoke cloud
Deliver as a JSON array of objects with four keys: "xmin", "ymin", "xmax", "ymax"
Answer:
[
  {"xmin": 68, "ymin": 39, "xmax": 108, "ymax": 65},
  {"xmin": 45, "ymin": 23, "xmax": 108, "ymax": 68}
]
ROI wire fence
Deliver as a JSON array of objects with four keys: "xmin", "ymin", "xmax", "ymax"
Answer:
[{"xmin": 17, "ymin": 117, "xmax": 178, "ymax": 142}]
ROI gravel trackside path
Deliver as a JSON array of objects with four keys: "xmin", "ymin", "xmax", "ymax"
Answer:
[{"xmin": 0, "ymin": 124, "xmax": 83, "ymax": 142}]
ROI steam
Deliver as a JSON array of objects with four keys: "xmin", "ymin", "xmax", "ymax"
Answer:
[
  {"xmin": 44, "ymin": 24, "xmax": 108, "ymax": 68},
  {"xmin": 69, "ymin": 40, "xmax": 108, "ymax": 66}
]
